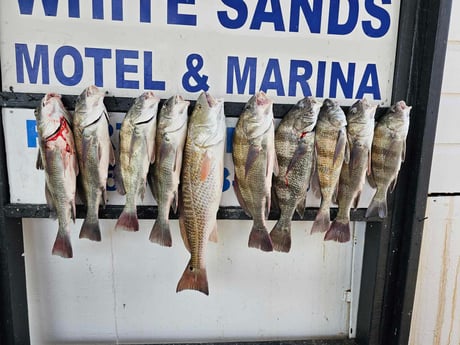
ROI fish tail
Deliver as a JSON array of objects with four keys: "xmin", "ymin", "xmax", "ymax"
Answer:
[
  {"xmin": 149, "ymin": 219, "xmax": 172, "ymax": 247},
  {"xmin": 52, "ymin": 231, "xmax": 73, "ymax": 258},
  {"xmin": 269, "ymin": 220, "xmax": 291, "ymax": 253},
  {"xmin": 311, "ymin": 209, "xmax": 330, "ymax": 234},
  {"xmin": 176, "ymin": 260, "xmax": 209, "ymax": 296},
  {"xmin": 79, "ymin": 218, "xmax": 102, "ymax": 241},
  {"xmin": 248, "ymin": 223, "xmax": 273, "ymax": 252},
  {"xmin": 324, "ymin": 220, "xmax": 351, "ymax": 243},
  {"xmin": 365, "ymin": 197, "xmax": 388, "ymax": 219},
  {"xmin": 114, "ymin": 210, "xmax": 139, "ymax": 232}
]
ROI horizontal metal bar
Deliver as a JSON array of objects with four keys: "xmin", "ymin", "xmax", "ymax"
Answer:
[
  {"xmin": 136, "ymin": 340, "xmax": 358, "ymax": 345},
  {"xmin": 3, "ymin": 204, "xmax": 376, "ymax": 222},
  {"xmin": 0, "ymin": 91, "xmax": 388, "ymax": 119}
]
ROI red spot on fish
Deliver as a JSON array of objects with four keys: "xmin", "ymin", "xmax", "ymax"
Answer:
[
  {"xmin": 300, "ymin": 131, "xmax": 308, "ymax": 139},
  {"xmin": 284, "ymin": 174, "xmax": 289, "ymax": 187},
  {"xmin": 46, "ymin": 118, "xmax": 73, "ymax": 153}
]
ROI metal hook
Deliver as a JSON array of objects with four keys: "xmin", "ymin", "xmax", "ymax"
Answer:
[{"xmin": 9, "ymin": 86, "xmax": 18, "ymax": 99}]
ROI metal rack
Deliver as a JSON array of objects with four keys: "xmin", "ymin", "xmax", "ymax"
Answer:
[{"xmin": 0, "ymin": 0, "xmax": 453, "ymax": 344}]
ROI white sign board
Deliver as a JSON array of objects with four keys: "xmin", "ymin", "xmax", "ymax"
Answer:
[{"xmin": 1, "ymin": 0, "xmax": 400, "ymax": 106}]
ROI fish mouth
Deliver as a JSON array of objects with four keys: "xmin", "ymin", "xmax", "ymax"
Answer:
[
  {"xmin": 255, "ymin": 91, "xmax": 272, "ymax": 107},
  {"xmin": 205, "ymin": 92, "xmax": 218, "ymax": 107}
]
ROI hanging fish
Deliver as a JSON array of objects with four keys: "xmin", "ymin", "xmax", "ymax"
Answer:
[
  {"xmin": 325, "ymin": 99, "xmax": 376, "ymax": 242},
  {"xmin": 270, "ymin": 97, "xmax": 322, "ymax": 252},
  {"xmin": 73, "ymin": 86, "xmax": 115, "ymax": 241},
  {"xmin": 177, "ymin": 92, "xmax": 226, "ymax": 295},
  {"xmin": 311, "ymin": 99, "xmax": 348, "ymax": 234},
  {"xmin": 35, "ymin": 93, "xmax": 78, "ymax": 258},
  {"xmin": 115, "ymin": 92, "xmax": 160, "ymax": 231},
  {"xmin": 232, "ymin": 91, "xmax": 278, "ymax": 252},
  {"xmin": 149, "ymin": 95, "xmax": 189, "ymax": 246},
  {"xmin": 366, "ymin": 101, "xmax": 411, "ymax": 218}
]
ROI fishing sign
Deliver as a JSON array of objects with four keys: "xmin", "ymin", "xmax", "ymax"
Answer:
[{"xmin": 0, "ymin": 0, "xmax": 399, "ymax": 105}]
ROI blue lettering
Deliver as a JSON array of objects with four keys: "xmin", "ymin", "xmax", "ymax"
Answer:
[
  {"xmin": 140, "ymin": 0, "xmax": 152, "ymax": 23},
  {"xmin": 144, "ymin": 51, "xmax": 166, "ymax": 90},
  {"xmin": 356, "ymin": 64, "xmax": 381, "ymax": 99},
  {"xmin": 330, "ymin": 62, "xmax": 355, "ymax": 98},
  {"xmin": 289, "ymin": 0, "xmax": 322, "ymax": 33},
  {"xmin": 17, "ymin": 0, "xmax": 75, "ymax": 16},
  {"xmin": 85, "ymin": 48, "xmax": 111, "ymax": 87},
  {"xmin": 226, "ymin": 56, "xmax": 257, "ymax": 94},
  {"xmin": 316, "ymin": 61, "xmax": 326, "ymax": 97},
  {"xmin": 167, "ymin": 0, "xmax": 196, "ymax": 26},
  {"xmin": 328, "ymin": 0, "xmax": 358, "ymax": 35},
  {"xmin": 112, "ymin": 0, "xmax": 123, "ymax": 20},
  {"xmin": 92, "ymin": 0, "xmax": 103, "ymax": 19},
  {"xmin": 217, "ymin": 0, "xmax": 248, "ymax": 29},
  {"xmin": 222, "ymin": 167, "xmax": 231, "ymax": 192},
  {"xmin": 226, "ymin": 127, "xmax": 234, "ymax": 153},
  {"xmin": 15, "ymin": 43, "xmax": 49, "ymax": 84},
  {"xmin": 260, "ymin": 58, "xmax": 284, "ymax": 96},
  {"xmin": 250, "ymin": 0, "xmax": 285, "ymax": 31},
  {"xmin": 26, "ymin": 120, "xmax": 38, "ymax": 148},
  {"xmin": 116, "ymin": 50, "xmax": 139, "ymax": 89},
  {"xmin": 288, "ymin": 60, "xmax": 312, "ymax": 97},
  {"xmin": 363, "ymin": 0, "xmax": 391, "ymax": 38},
  {"xmin": 54, "ymin": 46, "xmax": 83, "ymax": 86}
]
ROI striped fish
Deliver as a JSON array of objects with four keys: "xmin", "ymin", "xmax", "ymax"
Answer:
[
  {"xmin": 270, "ymin": 97, "xmax": 322, "ymax": 252},
  {"xmin": 325, "ymin": 99, "xmax": 376, "ymax": 242},
  {"xmin": 366, "ymin": 101, "xmax": 411, "ymax": 218},
  {"xmin": 311, "ymin": 99, "xmax": 348, "ymax": 234}
]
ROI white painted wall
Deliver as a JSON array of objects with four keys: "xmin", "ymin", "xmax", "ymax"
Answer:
[{"xmin": 409, "ymin": 1, "xmax": 460, "ymax": 343}]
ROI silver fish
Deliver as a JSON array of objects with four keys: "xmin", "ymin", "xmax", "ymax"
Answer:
[
  {"xmin": 325, "ymin": 99, "xmax": 376, "ymax": 242},
  {"xmin": 149, "ymin": 95, "xmax": 189, "ymax": 246},
  {"xmin": 35, "ymin": 93, "xmax": 78, "ymax": 258},
  {"xmin": 232, "ymin": 91, "xmax": 278, "ymax": 252},
  {"xmin": 366, "ymin": 101, "xmax": 411, "ymax": 218},
  {"xmin": 115, "ymin": 92, "xmax": 160, "ymax": 231},
  {"xmin": 73, "ymin": 86, "xmax": 115, "ymax": 241},
  {"xmin": 270, "ymin": 97, "xmax": 322, "ymax": 252},
  {"xmin": 177, "ymin": 92, "xmax": 226, "ymax": 295}
]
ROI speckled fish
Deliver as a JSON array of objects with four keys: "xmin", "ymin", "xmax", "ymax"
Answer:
[
  {"xmin": 232, "ymin": 91, "xmax": 278, "ymax": 252},
  {"xmin": 35, "ymin": 93, "xmax": 78, "ymax": 258},
  {"xmin": 73, "ymin": 86, "xmax": 115, "ymax": 241},
  {"xmin": 177, "ymin": 92, "xmax": 225, "ymax": 295},
  {"xmin": 149, "ymin": 95, "xmax": 189, "ymax": 246},
  {"xmin": 311, "ymin": 99, "xmax": 348, "ymax": 234},
  {"xmin": 325, "ymin": 99, "xmax": 376, "ymax": 242},
  {"xmin": 366, "ymin": 101, "xmax": 411, "ymax": 218},
  {"xmin": 115, "ymin": 92, "xmax": 160, "ymax": 232},
  {"xmin": 270, "ymin": 97, "xmax": 322, "ymax": 252}
]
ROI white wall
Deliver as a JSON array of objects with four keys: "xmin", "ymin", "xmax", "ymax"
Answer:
[{"xmin": 409, "ymin": 1, "xmax": 460, "ymax": 343}]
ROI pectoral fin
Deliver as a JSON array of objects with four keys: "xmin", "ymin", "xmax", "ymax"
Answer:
[
  {"xmin": 334, "ymin": 130, "xmax": 347, "ymax": 165},
  {"xmin": 200, "ymin": 151, "xmax": 211, "ymax": 181},
  {"xmin": 36, "ymin": 148, "xmax": 44, "ymax": 170},
  {"xmin": 245, "ymin": 144, "xmax": 261, "ymax": 177}
]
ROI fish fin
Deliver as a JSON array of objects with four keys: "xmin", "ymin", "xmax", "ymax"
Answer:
[
  {"xmin": 286, "ymin": 143, "xmax": 308, "ymax": 178},
  {"xmin": 311, "ymin": 209, "xmax": 330, "ymax": 234},
  {"xmin": 367, "ymin": 171, "xmax": 377, "ymax": 189},
  {"xmin": 233, "ymin": 176, "xmax": 251, "ymax": 217},
  {"xmin": 353, "ymin": 190, "xmax": 361, "ymax": 210},
  {"xmin": 79, "ymin": 219, "xmax": 102, "ymax": 241},
  {"xmin": 296, "ymin": 197, "xmax": 306, "ymax": 219},
  {"xmin": 159, "ymin": 141, "xmax": 174, "ymax": 168},
  {"xmin": 324, "ymin": 220, "xmax": 351, "ymax": 243},
  {"xmin": 245, "ymin": 144, "xmax": 261, "ymax": 177},
  {"xmin": 36, "ymin": 149, "xmax": 44, "ymax": 170},
  {"xmin": 149, "ymin": 139, "xmax": 155, "ymax": 165},
  {"xmin": 389, "ymin": 176, "xmax": 398, "ymax": 193},
  {"xmin": 172, "ymin": 190, "xmax": 179, "ymax": 214},
  {"xmin": 200, "ymin": 151, "xmax": 211, "ymax": 181},
  {"xmin": 114, "ymin": 163, "xmax": 126, "ymax": 195},
  {"xmin": 366, "ymin": 197, "xmax": 387, "ymax": 218},
  {"xmin": 52, "ymin": 231, "xmax": 73, "ymax": 258},
  {"xmin": 248, "ymin": 224, "xmax": 273, "ymax": 252},
  {"xmin": 209, "ymin": 222, "xmax": 218, "ymax": 243},
  {"xmin": 334, "ymin": 129, "xmax": 347, "ymax": 165},
  {"xmin": 100, "ymin": 186, "xmax": 107, "ymax": 207},
  {"xmin": 272, "ymin": 150, "xmax": 279, "ymax": 177},
  {"xmin": 109, "ymin": 142, "xmax": 116, "ymax": 167},
  {"xmin": 367, "ymin": 148, "xmax": 372, "ymax": 176},
  {"xmin": 344, "ymin": 134, "xmax": 350, "ymax": 165},
  {"xmin": 114, "ymin": 210, "xmax": 139, "ymax": 232},
  {"xmin": 176, "ymin": 261, "xmax": 209, "ymax": 295},
  {"xmin": 149, "ymin": 219, "xmax": 172, "ymax": 247},
  {"xmin": 349, "ymin": 144, "xmax": 363, "ymax": 171},
  {"xmin": 270, "ymin": 221, "xmax": 291, "ymax": 253}
]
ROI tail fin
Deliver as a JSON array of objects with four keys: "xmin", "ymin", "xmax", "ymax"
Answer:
[
  {"xmin": 52, "ymin": 231, "xmax": 73, "ymax": 258},
  {"xmin": 365, "ymin": 197, "xmax": 387, "ymax": 218},
  {"xmin": 248, "ymin": 223, "xmax": 273, "ymax": 252},
  {"xmin": 114, "ymin": 210, "xmax": 139, "ymax": 232},
  {"xmin": 269, "ymin": 221, "xmax": 291, "ymax": 253},
  {"xmin": 324, "ymin": 220, "xmax": 351, "ymax": 243},
  {"xmin": 176, "ymin": 260, "xmax": 209, "ymax": 295},
  {"xmin": 311, "ymin": 209, "xmax": 330, "ymax": 234},
  {"xmin": 79, "ymin": 219, "xmax": 101, "ymax": 241},
  {"xmin": 149, "ymin": 220, "xmax": 172, "ymax": 247}
]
